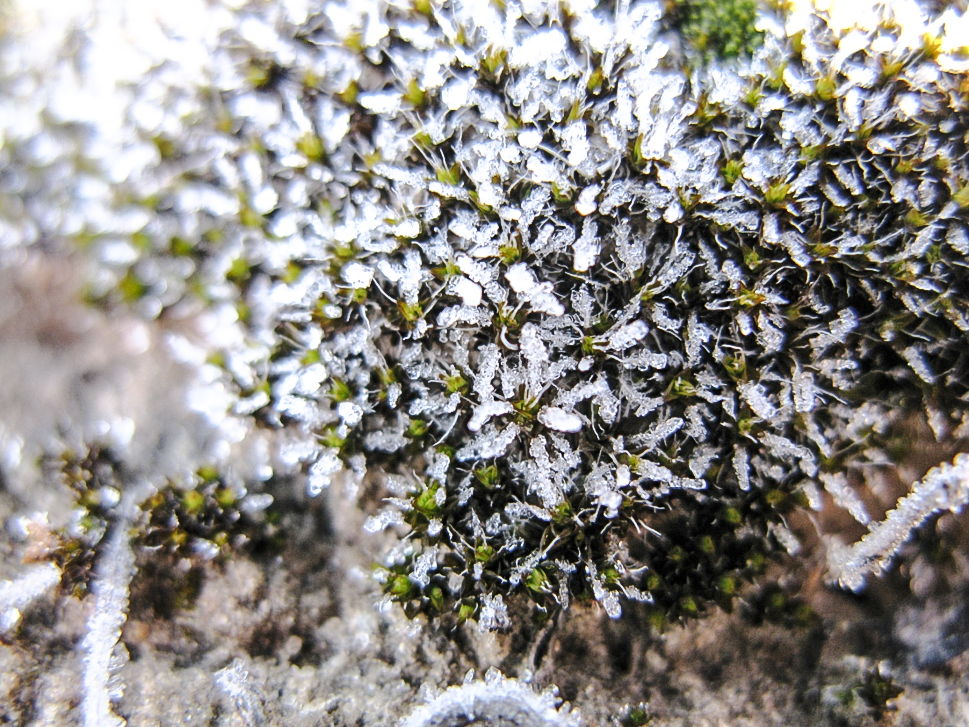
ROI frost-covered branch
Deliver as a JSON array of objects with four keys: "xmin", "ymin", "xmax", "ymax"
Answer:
[
  {"xmin": 829, "ymin": 453, "xmax": 969, "ymax": 592},
  {"xmin": 80, "ymin": 520, "xmax": 135, "ymax": 727},
  {"xmin": 79, "ymin": 479, "xmax": 153, "ymax": 727}
]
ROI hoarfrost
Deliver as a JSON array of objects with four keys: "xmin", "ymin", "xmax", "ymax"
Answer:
[{"xmin": 830, "ymin": 454, "xmax": 969, "ymax": 592}]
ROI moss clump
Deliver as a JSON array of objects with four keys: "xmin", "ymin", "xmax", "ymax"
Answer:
[{"xmin": 669, "ymin": 0, "xmax": 764, "ymax": 62}]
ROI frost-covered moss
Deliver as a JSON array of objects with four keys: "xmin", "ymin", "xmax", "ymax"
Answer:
[{"xmin": 7, "ymin": 0, "xmax": 969, "ymax": 636}]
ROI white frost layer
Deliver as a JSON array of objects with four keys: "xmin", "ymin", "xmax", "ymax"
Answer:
[
  {"xmin": 401, "ymin": 668, "xmax": 581, "ymax": 727},
  {"xmin": 829, "ymin": 453, "xmax": 969, "ymax": 592}
]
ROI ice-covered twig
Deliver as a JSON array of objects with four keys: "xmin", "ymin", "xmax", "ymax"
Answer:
[
  {"xmin": 80, "ymin": 482, "xmax": 152, "ymax": 727},
  {"xmin": 214, "ymin": 659, "xmax": 267, "ymax": 727},
  {"xmin": 829, "ymin": 454, "xmax": 969, "ymax": 592},
  {"xmin": 0, "ymin": 562, "xmax": 61, "ymax": 634},
  {"xmin": 80, "ymin": 520, "xmax": 135, "ymax": 727},
  {"xmin": 401, "ymin": 668, "xmax": 581, "ymax": 727}
]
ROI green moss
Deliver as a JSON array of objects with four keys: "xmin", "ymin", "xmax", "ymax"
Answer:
[
  {"xmin": 763, "ymin": 181, "xmax": 791, "ymax": 207},
  {"xmin": 723, "ymin": 158, "xmax": 744, "ymax": 186},
  {"xmin": 670, "ymin": 0, "xmax": 764, "ymax": 62}
]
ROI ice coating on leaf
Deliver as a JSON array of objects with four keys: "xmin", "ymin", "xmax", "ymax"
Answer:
[
  {"xmin": 792, "ymin": 369, "xmax": 817, "ymax": 413},
  {"xmin": 308, "ymin": 451, "xmax": 343, "ymax": 496},
  {"xmin": 629, "ymin": 417, "xmax": 684, "ymax": 450},
  {"xmin": 572, "ymin": 219, "xmax": 600, "ymax": 273},
  {"xmin": 509, "ymin": 27, "xmax": 567, "ymax": 69},
  {"xmin": 364, "ymin": 509, "xmax": 405, "ymax": 533},
  {"xmin": 358, "ymin": 90, "xmax": 403, "ymax": 115},
  {"xmin": 587, "ymin": 563, "xmax": 621, "ymax": 619},
  {"xmin": 457, "ymin": 423, "xmax": 521, "ymax": 461},
  {"xmin": 761, "ymin": 433, "xmax": 816, "ymax": 476},
  {"xmin": 337, "ymin": 400, "xmax": 364, "ymax": 426},
  {"xmin": 468, "ymin": 400, "xmax": 515, "ymax": 432},
  {"xmin": 441, "ymin": 75, "xmax": 474, "ymax": 110},
  {"xmin": 606, "ymin": 320, "xmax": 649, "ymax": 352},
  {"xmin": 575, "ymin": 184, "xmax": 600, "ymax": 216},
  {"xmin": 438, "ymin": 305, "xmax": 491, "ymax": 327},
  {"xmin": 739, "ymin": 382, "xmax": 776, "ymax": 420},
  {"xmin": 902, "ymin": 346, "xmax": 936, "ymax": 385},
  {"xmin": 771, "ymin": 523, "xmax": 801, "ymax": 556},
  {"xmin": 449, "ymin": 275, "xmax": 482, "ymax": 307},
  {"xmin": 474, "ymin": 344, "xmax": 501, "ymax": 401},
  {"xmin": 505, "ymin": 262, "xmax": 565, "ymax": 315},
  {"xmin": 685, "ymin": 313, "xmax": 712, "ymax": 367},
  {"xmin": 506, "ymin": 263, "xmax": 537, "ymax": 293},
  {"xmin": 733, "ymin": 446, "xmax": 750, "ymax": 491},
  {"xmin": 478, "ymin": 592, "xmax": 511, "ymax": 632},
  {"xmin": 341, "ymin": 261, "xmax": 374, "ymax": 288},
  {"xmin": 538, "ymin": 406, "xmax": 583, "ymax": 433},
  {"xmin": 520, "ymin": 323, "xmax": 550, "ymax": 395},
  {"xmin": 518, "ymin": 128, "xmax": 543, "ymax": 149}
]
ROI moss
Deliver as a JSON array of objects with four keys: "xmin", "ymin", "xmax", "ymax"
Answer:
[{"xmin": 669, "ymin": 0, "xmax": 764, "ymax": 62}]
